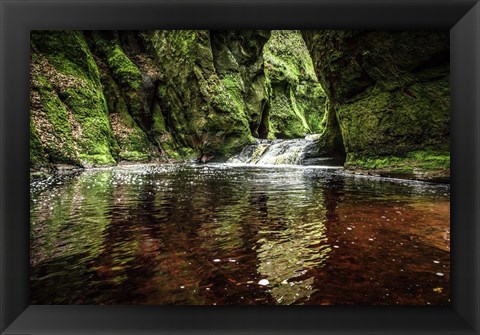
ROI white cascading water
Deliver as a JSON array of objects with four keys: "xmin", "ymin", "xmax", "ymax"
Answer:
[{"xmin": 227, "ymin": 134, "xmax": 343, "ymax": 166}]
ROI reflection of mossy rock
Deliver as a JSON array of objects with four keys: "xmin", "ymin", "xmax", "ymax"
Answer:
[
  {"xmin": 303, "ymin": 30, "xmax": 450, "ymax": 178},
  {"xmin": 264, "ymin": 30, "xmax": 326, "ymax": 138}
]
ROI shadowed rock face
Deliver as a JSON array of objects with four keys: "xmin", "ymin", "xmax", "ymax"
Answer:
[{"xmin": 302, "ymin": 30, "xmax": 450, "ymax": 180}]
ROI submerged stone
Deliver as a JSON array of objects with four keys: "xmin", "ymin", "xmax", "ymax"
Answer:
[{"xmin": 258, "ymin": 279, "xmax": 270, "ymax": 286}]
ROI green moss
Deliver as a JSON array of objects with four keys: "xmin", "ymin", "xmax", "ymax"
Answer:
[
  {"xmin": 78, "ymin": 153, "xmax": 115, "ymax": 165},
  {"xmin": 346, "ymin": 150, "xmax": 450, "ymax": 173},
  {"xmin": 177, "ymin": 147, "xmax": 199, "ymax": 160},
  {"xmin": 106, "ymin": 45, "xmax": 142, "ymax": 89},
  {"xmin": 211, "ymin": 131, "xmax": 254, "ymax": 157},
  {"xmin": 264, "ymin": 31, "xmax": 326, "ymax": 138},
  {"xmin": 30, "ymin": 70, "xmax": 80, "ymax": 166},
  {"xmin": 60, "ymin": 86, "xmax": 117, "ymax": 166},
  {"xmin": 268, "ymin": 86, "xmax": 310, "ymax": 138},
  {"xmin": 143, "ymin": 30, "xmax": 209, "ymax": 154},
  {"xmin": 37, "ymin": 85, "xmax": 78, "ymax": 164},
  {"xmin": 220, "ymin": 73, "xmax": 246, "ymax": 113},
  {"xmin": 337, "ymin": 79, "xmax": 450, "ymax": 157},
  {"xmin": 295, "ymin": 83, "xmax": 326, "ymax": 133},
  {"xmin": 151, "ymin": 103, "xmax": 186, "ymax": 158},
  {"xmin": 408, "ymin": 151, "xmax": 450, "ymax": 170},
  {"xmin": 29, "ymin": 118, "xmax": 48, "ymax": 168},
  {"xmin": 99, "ymin": 68, "xmax": 154, "ymax": 162},
  {"xmin": 31, "ymin": 31, "xmax": 118, "ymax": 166},
  {"xmin": 143, "ymin": 30, "xmax": 260, "ymax": 159},
  {"xmin": 118, "ymin": 151, "xmax": 150, "ymax": 161},
  {"xmin": 87, "ymin": 32, "xmax": 142, "ymax": 90},
  {"xmin": 115, "ymin": 130, "xmax": 152, "ymax": 162},
  {"xmin": 264, "ymin": 30, "xmax": 317, "ymax": 85},
  {"xmin": 31, "ymin": 31, "xmax": 103, "ymax": 86},
  {"xmin": 302, "ymin": 30, "xmax": 450, "ymax": 165},
  {"xmin": 87, "ymin": 32, "xmax": 146, "ymax": 123}
]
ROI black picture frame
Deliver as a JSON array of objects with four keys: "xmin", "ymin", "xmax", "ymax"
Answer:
[{"xmin": 1, "ymin": 0, "xmax": 479, "ymax": 334}]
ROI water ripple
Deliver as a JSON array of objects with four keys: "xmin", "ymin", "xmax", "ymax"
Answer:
[{"xmin": 30, "ymin": 163, "xmax": 450, "ymax": 305}]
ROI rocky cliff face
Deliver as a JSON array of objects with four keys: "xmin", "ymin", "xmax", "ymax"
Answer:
[
  {"xmin": 302, "ymin": 30, "xmax": 450, "ymax": 180},
  {"xmin": 31, "ymin": 30, "xmax": 450, "ymax": 181},
  {"xmin": 30, "ymin": 31, "xmax": 119, "ymax": 168},
  {"xmin": 31, "ymin": 30, "xmax": 325, "ymax": 169},
  {"xmin": 263, "ymin": 30, "xmax": 326, "ymax": 139},
  {"xmin": 141, "ymin": 30, "xmax": 269, "ymax": 160}
]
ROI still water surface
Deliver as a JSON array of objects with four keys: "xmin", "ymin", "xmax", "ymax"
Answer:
[{"xmin": 30, "ymin": 163, "xmax": 450, "ymax": 305}]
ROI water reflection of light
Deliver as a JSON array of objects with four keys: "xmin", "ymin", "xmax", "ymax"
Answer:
[
  {"xmin": 225, "ymin": 162, "xmax": 343, "ymax": 169},
  {"xmin": 30, "ymin": 163, "xmax": 450, "ymax": 305},
  {"xmin": 30, "ymin": 171, "xmax": 114, "ymax": 266},
  {"xmin": 256, "ymin": 217, "xmax": 331, "ymax": 304},
  {"xmin": 252, "ymin": 170, "xmax": 332, "ymax": 304}
]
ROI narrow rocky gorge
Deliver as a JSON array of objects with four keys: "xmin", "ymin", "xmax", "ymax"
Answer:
[
  {"xmin": 30, "ymin": 30, "xmax": 450, "ymax": 181},
  {"xmin": 29, "ymin": 29, "xmax": 452, "ymax": 306}
]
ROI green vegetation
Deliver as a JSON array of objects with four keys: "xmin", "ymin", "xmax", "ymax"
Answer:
[
  {"xmin": 30, "ymin": 30, "xmax": 450, "ymax": 181},
  {"xmin": 31, "ymin": 31, "xmax": 117, "ymax": 167},
  {"xmin": 345, "ymin": 151, "xmax": 450, "ymax": 181},
  {"xmin": 302, "ymin": 30, "xmax": 450, "ymax": 180},
  {"xmin": 346, "ymin": 151, "xmax": 449, "ymax": 171},
  {"xmin": 264, "ymin": 30, "xmax": 326, "ymax": 137}
]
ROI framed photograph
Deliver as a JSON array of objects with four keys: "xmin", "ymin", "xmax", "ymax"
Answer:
[{"xmin": 1, "ymin": 0, "xmax": 479, "ymax": 334}]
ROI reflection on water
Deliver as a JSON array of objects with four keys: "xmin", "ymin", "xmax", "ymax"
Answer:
[{"xmin": 30, "ymin": 163, "xmax": 450, "ymax": 305}]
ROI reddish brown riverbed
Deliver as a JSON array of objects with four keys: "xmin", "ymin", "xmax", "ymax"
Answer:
[{"xmin": 30, "ymin": 164, "xmax": 450, "ymax": 305}]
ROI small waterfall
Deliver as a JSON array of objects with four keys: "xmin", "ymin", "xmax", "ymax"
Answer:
[{"xmin": 227, "ymin": 135, "xmax": 344, "ymax": 166}]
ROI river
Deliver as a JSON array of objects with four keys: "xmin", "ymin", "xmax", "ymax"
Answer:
[{"xmin": 30, "ymin": 163, "xmax": 450, "ymax": 305}]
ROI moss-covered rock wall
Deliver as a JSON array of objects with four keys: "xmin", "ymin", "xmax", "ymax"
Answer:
[
  {"xmin": 31, "ymin": 29, "xmax": 329, "ymax": 170},
  {"xmin": 30, "ymin": 30, "xmax": 318, "ymax": 169},
  {"xmin": 141, "ymin": 30, "xmax": 270, "ymax": 160},
  {"xmin": 86, "ymin": 31, "xmax": 161, "ymax": 162},
  {"xmin": 30, "ymin": 31, "xmax": 119, "ymax": 169},
  {"xmin": 302, "ymin": 30, "xmax": 450, "ymax": 180},
  {"xmin": 31, "ymin": 30, "xmax": 257, "ymax": 168},
  {"xmin": 210, "ymin": 30, "xmax": 271, "ymax": 141},
  {"xmin": 264, "ymin": 30, "xmax": 326, "ymax": 138},
  {"xmin": 31, "ymin": 30, "xmax": 450, "ymax": 180}
]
